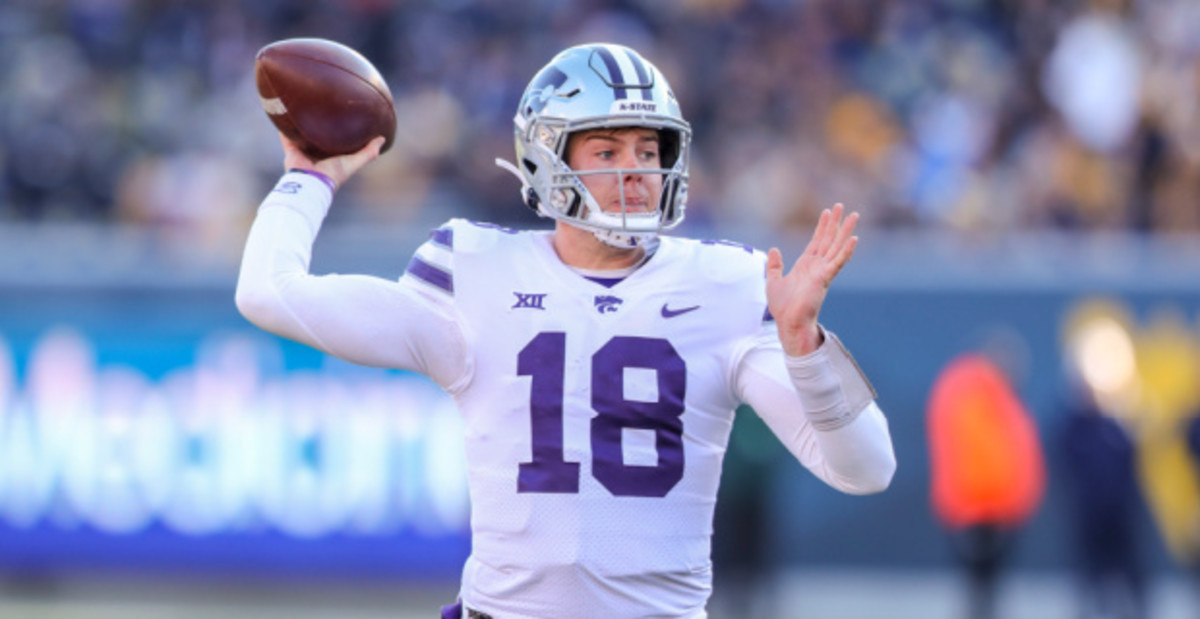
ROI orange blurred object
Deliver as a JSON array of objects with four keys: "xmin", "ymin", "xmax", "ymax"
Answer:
[{"xmin": 928, "ymin": 354, "xmax": 1046, "ymax": 529}]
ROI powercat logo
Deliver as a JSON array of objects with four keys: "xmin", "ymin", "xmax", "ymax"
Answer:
[
  {"xmin": 612, "ymin": 101, "xmax": 658, "ymax": 113},
  {"xmin": 594, "ymin": 295, "xmax": 623, "ymax": 313}
]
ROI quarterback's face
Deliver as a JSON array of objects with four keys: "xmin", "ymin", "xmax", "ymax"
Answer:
[{"xmin": 566, "ymin": 128, "xmax": 663, "ymax": 215}]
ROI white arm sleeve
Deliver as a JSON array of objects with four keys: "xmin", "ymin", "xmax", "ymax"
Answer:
[
  {"xmin": 734, "ymin": 326, "xmax": 896, "ymax": 494},
  {"xmin": 235, "ymin": 172, "xmax": 471, "ymax": 392}
]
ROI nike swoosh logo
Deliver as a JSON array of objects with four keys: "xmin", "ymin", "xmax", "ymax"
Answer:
[{"xmin": 661, "ymin": 303, "xmax": 701, "ymax": 318}]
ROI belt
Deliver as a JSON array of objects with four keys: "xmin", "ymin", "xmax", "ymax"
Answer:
[{"xmin": 466, "ymin": 608, "xmax": 494, "ymax": 619}]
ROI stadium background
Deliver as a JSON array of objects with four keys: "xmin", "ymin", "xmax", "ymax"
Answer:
[{"xmin": 2, "ymin": 0, "xmax": 1200, "ymax": 617}]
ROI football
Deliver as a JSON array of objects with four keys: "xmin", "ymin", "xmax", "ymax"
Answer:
[{"xmin": 254, "ymin": 38, "xmax": 396, "ymax": 160}]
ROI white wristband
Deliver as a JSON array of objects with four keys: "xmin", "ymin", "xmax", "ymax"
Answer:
[
  {"xmin": 785, "ymin": 327, "xmax": 877, "ymax": 431},
  {"xmin": 260, "ymin": 171, "xmax": 335, "ymax": 236}
]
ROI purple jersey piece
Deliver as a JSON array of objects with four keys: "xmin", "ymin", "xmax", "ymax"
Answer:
[{"xmin": 584, "ymin": 275, "xmax": 625, "ymax": 288}]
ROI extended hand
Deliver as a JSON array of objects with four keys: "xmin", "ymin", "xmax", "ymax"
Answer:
[
  {"xmin": 279, "ymin": 133, "xmax": 386, "ymax": 189},
  {"xmin": 766, "ymin": 204, "xmax": 860, "ymax": 357}
]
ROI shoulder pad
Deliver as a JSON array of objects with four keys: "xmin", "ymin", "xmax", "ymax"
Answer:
[
  {"xmin": 680, "ymin": 237, "xmax": 768, "ymax": 284},
  {"xmin": 441, "ymin": 218, "xmax": 530, "ymax": 255}
]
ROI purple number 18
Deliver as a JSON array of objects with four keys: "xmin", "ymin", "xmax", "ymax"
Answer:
[{"xmin": 517, "ymin": 333, "xmax": 686, "ymax": 497}]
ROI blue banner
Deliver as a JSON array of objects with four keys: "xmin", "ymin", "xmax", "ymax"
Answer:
[{"xmin": 0, "ymin": 289, "xmax": 470, "ymax": 577}]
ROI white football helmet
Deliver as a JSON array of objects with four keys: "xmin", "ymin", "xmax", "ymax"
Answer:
[{"xmin": 496, "ymin": 43, "xmax": 692, "ymax": 248}]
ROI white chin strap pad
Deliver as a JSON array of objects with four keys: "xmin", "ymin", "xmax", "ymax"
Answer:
[{"xmin": 593, "ymin": 228, "xmax": 655, "ymax": 248}]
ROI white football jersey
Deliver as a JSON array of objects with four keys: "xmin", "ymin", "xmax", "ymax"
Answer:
[
  {"xmin": 239, "ymin": 176, "xmax": 892, "ymax": 618},
  {"xmin": 402, "ymin": 219, "xmax": 772, "ymax": 618}
]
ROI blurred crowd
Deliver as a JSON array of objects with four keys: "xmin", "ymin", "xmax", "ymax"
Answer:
[{"xmin": 0, "ymin": 0, "xmax": 1197, "ymax": 248}]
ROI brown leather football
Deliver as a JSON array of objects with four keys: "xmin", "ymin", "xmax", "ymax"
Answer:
[{"xmin": 254, "ymin": 38, "xmax": 396, "ymax": 160}]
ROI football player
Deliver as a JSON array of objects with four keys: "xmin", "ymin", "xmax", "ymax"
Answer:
[{"xmin": 237, "ymin": 43, "xmax": 896, "ymax": 618}]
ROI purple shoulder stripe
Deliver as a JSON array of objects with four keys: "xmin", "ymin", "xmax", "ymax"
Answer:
[
  {"xmin": 429, "ymin": 227, "xmax": 453, "ymax": 249},
  {"xmin": 441, "ymin": 600, "xmax": 463, "ymax": 619},
  {"xmin": 406, "ymin": 256, "xmax": 453, "ymax": 294}
]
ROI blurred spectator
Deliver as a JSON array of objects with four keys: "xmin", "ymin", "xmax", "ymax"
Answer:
[
  {"xmin": 1059, "ymin": 384, "xmax": 1147, "ymax": 619},
  {"xmin": 711, "ymin": 405, "xmax": 786, "ymax": 619},
  {"xmin": 1130, "ymin": 310, "xmax": 1200, "ymax": 617},
  {"xmin": 1042, "ymin": 7, "xmax": 1142, "ymax": 155},
  {"xmin": 1188, "ymin": 413, "xmax": 1200, "ymax": 612},
  {"xmin": 927, "ymin": 352, "xmax": 1046, "ymax": 619},
  {"xmin": 0, "ymin": 0, "xmax": 1197, "ymax": 240}
]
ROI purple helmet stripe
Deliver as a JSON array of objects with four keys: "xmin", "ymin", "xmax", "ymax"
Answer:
[
  {"xmin": 406, "ymin": 256, "xmax": 453, "ymax": 293},
  {"xmin": 593, "ymin": 47, "xmax": 628, "ymax": 100},
  {"xmin": 624, "ymin": 50, "xmax": 654, "ymax": 102}
]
